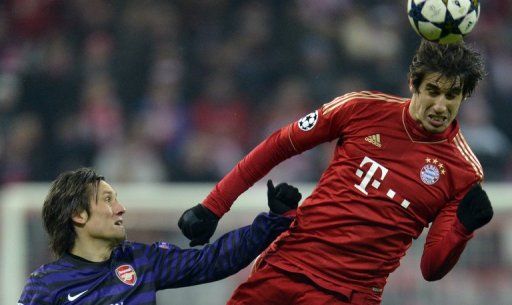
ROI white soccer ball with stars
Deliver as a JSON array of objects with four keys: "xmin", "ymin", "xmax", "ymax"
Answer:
[{"xmin": 407, "ymin": 0, "xmax": 480, "ymax": 44}]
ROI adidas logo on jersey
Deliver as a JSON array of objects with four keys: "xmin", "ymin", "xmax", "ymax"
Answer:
[{"xmin": 365, "ymin": 134, "xmax": 382, "ymax": 147}]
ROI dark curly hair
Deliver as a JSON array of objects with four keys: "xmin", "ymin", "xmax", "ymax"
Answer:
[
  {"xmin": 42, "ymin": 168, "xmax": 104, "ymax": 257},
  {"xmin": 408, "ymin": 40, "xmax": 486, "ymax": 98}
]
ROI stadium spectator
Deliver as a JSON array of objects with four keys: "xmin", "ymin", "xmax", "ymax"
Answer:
[{"xmin": 0, "ymin": 1, "xmax": 510, "ymax": 182}]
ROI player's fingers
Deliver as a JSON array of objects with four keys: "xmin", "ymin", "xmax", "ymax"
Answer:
[{"xmin": 267, "ymin": 179, "xmax": 275, "ymax": 195}]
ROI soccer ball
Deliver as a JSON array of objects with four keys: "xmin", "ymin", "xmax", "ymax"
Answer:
[{"xmin": 407, "ymin": 0, "xmax": 480, "ymax": 44}]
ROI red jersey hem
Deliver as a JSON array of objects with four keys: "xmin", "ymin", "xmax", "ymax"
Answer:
[{"xmin": 264, "ymin": 252, "xmax": 384, "ymax": 297}]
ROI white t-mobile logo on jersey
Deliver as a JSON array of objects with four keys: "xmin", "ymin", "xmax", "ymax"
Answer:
[{"xmin": 354, "ymin": 156, "xmax": 388, "ymax": 195}]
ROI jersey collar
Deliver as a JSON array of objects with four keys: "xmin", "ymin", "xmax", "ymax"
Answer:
[{"xmin": 62, "ymin": 252, "xmax": 111, "ymax": 267}]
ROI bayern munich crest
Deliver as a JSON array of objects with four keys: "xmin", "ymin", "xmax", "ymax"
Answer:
[
  {"xmin": 420, "ymin": 157, "xmax": 446, "ymax": 185},
  {"xmin": 298, "ymin": 110, "xmax": 318, "ymax": 131},
  {"xmin": 115, "ymin": 264, "xmax": 137, "ymax": 286}
]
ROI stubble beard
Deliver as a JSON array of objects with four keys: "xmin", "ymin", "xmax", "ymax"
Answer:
[{"xmin": 109, "ymin": 232, "xmax": 127, "ymax": 249}]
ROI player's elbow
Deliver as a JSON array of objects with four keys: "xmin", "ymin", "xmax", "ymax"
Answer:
[
  {"xmin": 420, "ymin": 260, "xmax": 446, "ymax": 281},
  {"xmin": 421, "ymin": 270, "xmax": 445, "ymax": 282},
  {"xmin": 421, "ymin": 263, "xmax": 447, "ymax": 281}
]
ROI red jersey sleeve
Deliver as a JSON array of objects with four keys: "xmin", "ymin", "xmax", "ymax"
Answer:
[
  {"xmin": 202, "ymin": 95, "xmax": 357, "ymax": 217},
  {"xmin": 420, "ymin": 190, "xmax": 474, "ymax": 281}
]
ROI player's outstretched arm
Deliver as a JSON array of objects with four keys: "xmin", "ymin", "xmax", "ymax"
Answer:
[
  {"xmin": 178, "ymin": 105, "xmax": 343, "ymax": 245},
  {"xmin": 178, "ymin": 102, "xmax": 348, "ymax": 247},
  {"xmin": 420, "ymin": 184, "xmax": 493, "ymax": 281},
  {"xmin": 155, "ymin": 182, "xmax": 301, "ymax": 289}
]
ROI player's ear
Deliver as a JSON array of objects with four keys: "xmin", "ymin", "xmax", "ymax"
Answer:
[{"xmin": 72, "ymin": 209, "xmax": 89, "ymax": 225}]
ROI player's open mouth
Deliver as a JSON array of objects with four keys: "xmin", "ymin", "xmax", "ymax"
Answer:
[
  {"xmin": 427, "ymin": 114, "xmax": 447, "ymax": 127},
  {"xmin": 114, "ymin": 220, "xmax": 123, "ymax": 226}
]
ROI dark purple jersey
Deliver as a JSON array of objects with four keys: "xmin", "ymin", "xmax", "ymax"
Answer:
[{"xmin": 19, "ymin": 212, "xmax": 292, "ymax": 305}]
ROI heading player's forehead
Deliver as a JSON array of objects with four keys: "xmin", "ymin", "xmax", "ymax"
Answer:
[{"xmin": 423, "ymin": 72, "xmax": 462, "ymax": 93}]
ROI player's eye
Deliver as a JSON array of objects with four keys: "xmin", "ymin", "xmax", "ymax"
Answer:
[
  {"xmin": 428, "ymin": 90, "xmax": 439, "ymax": 97},
  {"xmin": 445, "ymin": 90, "xmax": 461, "ymax": 100}
]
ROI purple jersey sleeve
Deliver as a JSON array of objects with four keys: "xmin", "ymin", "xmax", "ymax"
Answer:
[{"xmin": 147, "ymin": 212, "xmax": 292, "ymax": 289}]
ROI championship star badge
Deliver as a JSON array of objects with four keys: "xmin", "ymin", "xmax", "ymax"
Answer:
[
  {"xmin": 115, "ymin": 264, "xmax": 137, "ymax": 286},
  {"xmin": 420, "ymin": 157, "xmax": 446, "ymax": 185}
]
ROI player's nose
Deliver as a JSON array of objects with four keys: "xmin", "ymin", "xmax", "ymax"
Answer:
[
  {"xmin": 431, "ymin": 99, "xmax": 448, "ymax": 113},
  {"xmin": 114, "ymin": 201, "xmax": 127, "ymax": 215}
]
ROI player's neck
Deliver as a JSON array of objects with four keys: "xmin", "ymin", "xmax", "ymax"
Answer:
[{"xmin": 70, "ymin": 236, "xmax": 115, "ymax": 262}]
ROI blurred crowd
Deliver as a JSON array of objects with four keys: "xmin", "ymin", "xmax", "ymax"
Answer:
[{"xmin": 0, "ymin": 0, "xmax": 511, "ymax": 183}]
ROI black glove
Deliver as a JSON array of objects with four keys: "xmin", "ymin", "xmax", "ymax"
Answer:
[
  {"xmin": 456, "ymin": 184, "xmax": 493, "ymax": 232},
  {"xmin": 178, "ymin": 204, "xmax": 219, "ymax": 247},
  {"xmin": 267, "ymin": 179, "xmax": 302, "ymax": 215}
]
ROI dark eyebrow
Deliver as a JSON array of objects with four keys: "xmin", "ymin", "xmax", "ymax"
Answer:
[
  {"xmin": 425, "ymin": 83, "xmax": 462, "ymax": 95},
  {"xmin": 425, "ymin": 83, "xmax": 440, "ymax": 91},
  {"xmin": 447, "ymin": 87, "xmax": 462, "ymax": 94},
  {"xmin": 101, "ymin": 190, "xmax": 117, "ymax": 197}
]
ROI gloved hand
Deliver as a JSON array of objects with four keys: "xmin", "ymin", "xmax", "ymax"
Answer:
[
  {"xmin": 456, "ymin": 184, "xmax": 493, "ymax": 232},
  {"xmin": 267, "ymin": 179, "xmax": 302, "ymax": 215},
  {"xmin": 178, "ymin": 204, "xmax": 219, "ymax": 247}
]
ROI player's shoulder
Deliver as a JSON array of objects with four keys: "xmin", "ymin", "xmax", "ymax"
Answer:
[
  {"xmin": 25, "ymin": 259, "xmax": 68, "ymax": 285},
  {"xmin": 449, "ymin": 129, "xmax": 484, "ymax": 182},
  {"xmin": 322, "ymin": 90, "xmax": 408, "ymax": 115}
]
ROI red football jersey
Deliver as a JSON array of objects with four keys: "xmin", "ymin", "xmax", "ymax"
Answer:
[{"xmin": 203, "ymin": 91, "xmax": 482, "ymax": 295}]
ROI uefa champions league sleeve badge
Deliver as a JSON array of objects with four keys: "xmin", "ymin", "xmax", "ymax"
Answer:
[{"xmin": 298, "ymin": 111, "xmax": 318, "ymax": 131}]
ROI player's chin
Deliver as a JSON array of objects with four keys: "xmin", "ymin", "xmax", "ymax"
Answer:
[
  {"xmin": 111, "ymin": 234, "xmax": 127, "ymax": 246},
  {"xmin": 423, "ymin": 120, "xmax": 448, "ymax": 134},
  {"xmin": 112, "ymin": 227, "xmax": 127, "ymax": 238},
  {"xmin": 427, "ymin": 126, "xmax": 447, "ymax": 134}
]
